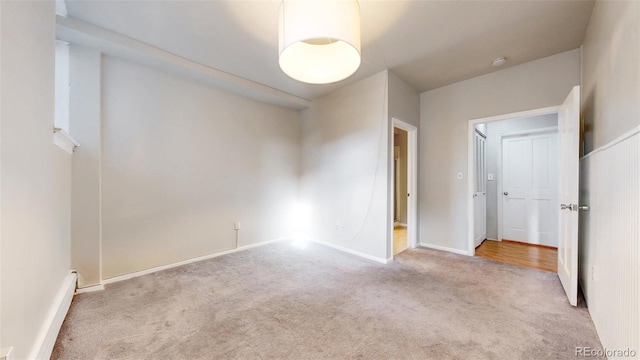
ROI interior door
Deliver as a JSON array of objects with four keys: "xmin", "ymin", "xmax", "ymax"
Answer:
[
  {"xmin": 473, "ymin": 130, "xmax": 487, "ymax": 247},
  {"xmin": 502, "ymin": 132, "xmax": 558, "ymax": 246},
  {"xmin": 557, "ymin": 85, "xmax": 580, "ymax": 306}
]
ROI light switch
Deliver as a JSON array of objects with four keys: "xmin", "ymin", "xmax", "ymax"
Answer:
[
  {"xmin": 457, "ymin": 172, "xmax": 463, "ymax": 180},
  {"xmin": 487, "ymin": 173, "xmax": 494, "ymax": 181}
]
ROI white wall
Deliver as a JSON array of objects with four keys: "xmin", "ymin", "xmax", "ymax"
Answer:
[
  {"xmin": 69, "ymin": 46, "xmax": 102, "ymax": 287},
  {"xmin": 300, "ymin": 70, "xmax": 418, "ymax": 262},
  {"xmin": 54, "ymin": 41, "xmax": 70, "ymax": 132},
  {"xmin": 68, "ymin": 53, "xmax": 300, "ymax": 282},
  {"xmin": 484, "ymin": 114, "xmax": 558, "ymax": 240},
  {"xmin": 388, "ymin": 71, "xmax": 420, "ymax": 129},
  {"xmin": 301, "ymin": 71, "xmax": 389, "ymax": 261},
  {"xmin": 580, "ymin": 133, "xmax": 639, "ymax": 357},
  {"xmin": 420, "ymin": 49, "xmax": 580, "ymax": 253},
  {"xmin": 0, "ymin": 1, "xmax": 72, "ymax": 359},
  {"xmin": 579, "ymin": 0, "xmax": 640, "ymax": 354},
  {"xmin": 97, "ymin": 56, "xmax": 300, "ymax": 278},
  {"xmin": 581, "ymin": 0, "xmax": 639, "ymax": 154}
]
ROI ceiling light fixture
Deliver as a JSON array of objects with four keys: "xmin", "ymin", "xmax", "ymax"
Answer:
[
  {"xmin": 278, "ymin": 0, "xmax": 361, "ymax": 84},
  {"xmin": 492, "ymin": 57, "xmax": 507, "ymax": 67}
]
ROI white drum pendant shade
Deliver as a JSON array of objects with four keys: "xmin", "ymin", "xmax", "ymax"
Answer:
[{"xmin": 279, "ymin": 0, "xmax": 361, "ymax": 84}]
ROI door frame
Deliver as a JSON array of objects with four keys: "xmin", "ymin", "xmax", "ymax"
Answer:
[
  {"xmin": 473, "ymin": 129, "xmax": 487, "ymax": 246},
  {"xmin": 466, "ymin": 106, "xmax": 559, "ymax": 256},
  {"xmin": 390, "ymin": 118, "xmax": 418, "ymax": 259},
  {"xmin": 497, "ymin": 126, "xmax": 558, "ymax": 242}
]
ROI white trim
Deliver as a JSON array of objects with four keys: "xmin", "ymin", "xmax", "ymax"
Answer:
[
  {"xmin": 102, "ymin": 237, "xmax": 291, "ymax": 285},
  {"xmin": 396, "ymin": 223, "xmax": 408, "ymax": 227},
  {"xmin": 390, "ymin": 118, "xmax": 418, "ymax": 260},
  {"xmin": 467, "ymin": 106, "xmax": 560, "ymax": 256},
  {"xmin": 53, "ymin": 127, "xmax": 79, "ymax": 154},
  {"xmin": 98, "ymin": 106, "xmax": 104, "ymax": 286},
  {"xmin": 486, "ymin": 238, "xmax": 499, "ymax": 241},
  {"xmin": 75, "ymin": 283, "xmax": 105, "ymax": 294},
  {"xmin": 29, "ymin": 272, "xmax": 77, "ymax": 360},
  {"xmin": 498, "ymin": 126, "xmax": 558, "ymax": 139},
  {"xmin": 468, "ymin": 106, "xmax": 560, "ymax": 124},
  {"xmin": 581, "ymin": 125, "xmax": 640, "ymax": 160},
  {"xmin": 312, "ymin": 240, "xmax": 390, "ymax": 264},
  {"xmin": 0, "ymin": 347, "xmax": 14, "ymax": 360},
  {"xmin": 418, "ymin": 242, "xmax": 470, "ymax": 256}
]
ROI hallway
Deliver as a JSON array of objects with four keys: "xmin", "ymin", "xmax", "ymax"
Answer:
[
  {"xmin": 393, "ymin": 226, "xmax": 408, "ymax": 255},
  {"xmin": 475, "ymin": 240, "xmax": 557, "ymax": 273}
]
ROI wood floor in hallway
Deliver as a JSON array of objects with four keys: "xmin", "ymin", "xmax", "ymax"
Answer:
[
  {"xmin": 393, "ymin": 226, "xmax": 408, "ymax": 255},
  {"xmin": 475, "ymin": 240, "xmax": 557, "ymax": 273}
]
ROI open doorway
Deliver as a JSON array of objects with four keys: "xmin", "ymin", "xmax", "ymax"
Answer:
[
  {"xmin": 470, "ymin": 113, "xmax": 560, "ymax": 273},
  {"xmin": 393, "ymin": 127, "xmax": 409, "ymax": 255},
  {"xmin": 467, "ymin": 87, "xmax": 581, "ymax": 306},
  {"xmin": 473, "ymin": 125, "xmax": 487, "ymax": 248},
  {"xmin": 390, "ymin": 118, "xmax": 417, "ymax": 259}
]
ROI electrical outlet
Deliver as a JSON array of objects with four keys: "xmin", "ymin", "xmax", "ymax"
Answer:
[
  {"xmin": 457, "ymin": 172, "xmax": 463, "ymax": 180},
  {"xmin": 335, "ymin": 221, "xmax": 344, "ymax": 233},
  {"xmin": 487, "ymin": 173, "xmax": 494, "ymax": 181}
]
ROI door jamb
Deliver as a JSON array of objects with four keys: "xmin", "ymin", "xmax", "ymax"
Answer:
[
  {"xmin": 473, "ymin": 129, "xmax": 487, "ymax": 246},
  {"xmin": 390, "ymin": 118, "xmax": 418, "ymax": 259},
  {"xmin": 467, "ymin": 106, "xmax": 559, "ymax": 256}
]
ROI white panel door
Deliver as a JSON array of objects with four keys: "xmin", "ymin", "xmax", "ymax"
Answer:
[
  {"xmin": 502, "ymin": 132, "xmax": 558, "ymax": 246},
  {"xmin": 473, "ymin": 130, "xmax": 487, "ymax": 247},
  {"xmin": 557, "ymin": 86, "xmax": 580, "ymax": 306}
]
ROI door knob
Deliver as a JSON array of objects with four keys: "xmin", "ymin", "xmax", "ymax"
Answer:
[{"xmin": 503, "ymin": 192, "xmax": 508, "ymax": 196}]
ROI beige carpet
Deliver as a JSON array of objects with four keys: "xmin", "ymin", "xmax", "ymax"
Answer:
[{"xmin": 53, "ymin": 242, "xmax": 603, "ymax": 359}]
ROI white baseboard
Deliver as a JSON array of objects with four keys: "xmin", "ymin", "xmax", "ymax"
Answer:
[
  {"xmin": 311, "ymin": 240, "xmax": 389, "ymax": 264},
  {"xmin": 418, "ymin": 242, "xmax": 470, "ymax": 256},
  {"xmin": 102, "ymin": 237, "xmax": 291, "ymax": 285},
  {"xmin": 486, "ymin": 238, "xmax": 499, "ymax": 241},
  {"xmin": 398, "ymin": 223, "xmax": 408, "ymax": 227},
  {"xmin": 29, "ymin": 271, "xmax": 77, "ymax": 360},
  {"xmin": 75, "ymin": 283, "xmax": 105, "ymax": 294}
]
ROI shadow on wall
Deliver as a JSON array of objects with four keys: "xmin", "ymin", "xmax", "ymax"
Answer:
[
  {"xmin": 581, "ymin": 84, "xmax": 595, "ymax": 156},
  {"xmin": 300, "ymin": 72, "xmax": 390, "ymax": 260}
]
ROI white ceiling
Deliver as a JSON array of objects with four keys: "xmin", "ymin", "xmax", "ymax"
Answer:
[{"xmin": 65, "ymin": 0, "xmax": 595, "ymax": 100}]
